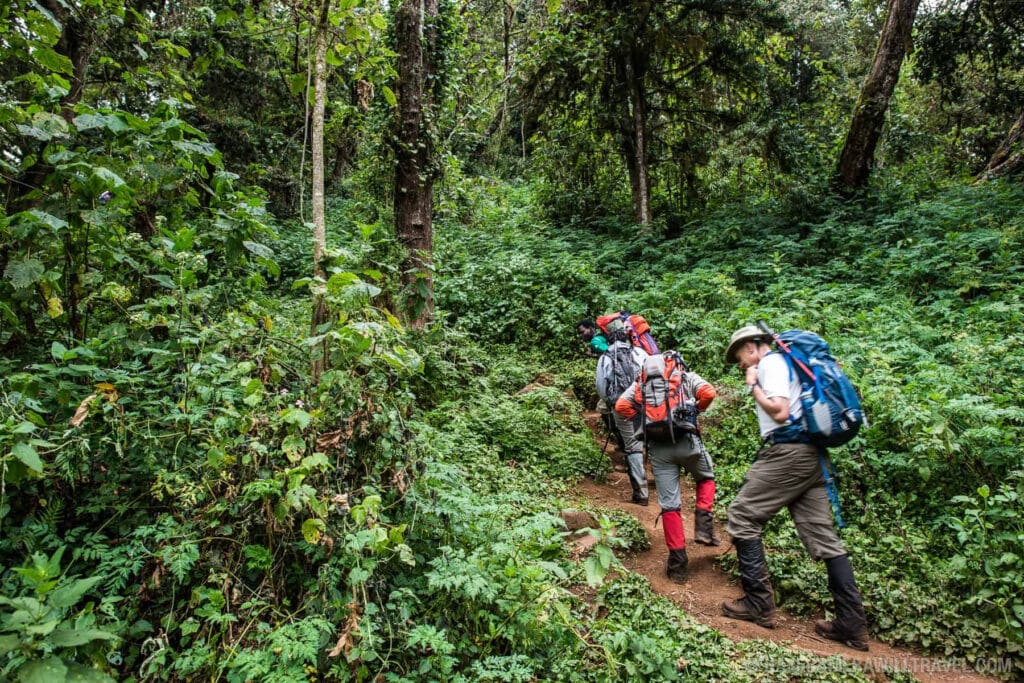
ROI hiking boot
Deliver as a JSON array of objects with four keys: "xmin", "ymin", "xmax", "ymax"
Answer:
[
  {"xmin": 631, "ymin": 493, "xmax": 649, "ymax": 506},
  {"xmin": 693, "ymin": 508, "xmax": 721, "ymax": 546},
  {"xmin": 666, "ymin": 548, "xmax": 688, "ymax": 583},
  {"xmin": 721, "ymin": 597, "xmax": 778, "ymax": 628},
  {"xmin": 814, "ymin": 555, "xmax": 869, "ymax": 651},
  {"xmin": 814, "ymin": 619, "xmax": 869, "ymax": 651},
  {"xmin": 721, "ymin": 537, "xmax": 777, "ymax": 629}
]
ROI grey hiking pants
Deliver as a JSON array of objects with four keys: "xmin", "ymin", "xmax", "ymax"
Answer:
[
  {"xmin": 648, "ymin": 433, "xmax": 714, "ymax": 510},
  {"xmin": 726, "ymin": 442, "xmax": 846, "ymax": 561},
  {"xmin": 612, "ymin": 411, "xmax": 648, "ymax": 498}
]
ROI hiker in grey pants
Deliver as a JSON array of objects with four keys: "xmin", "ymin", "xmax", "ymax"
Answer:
[
  {"xmin": 595, "ymin": 322, "xmax": 649, "ymax": 505},
  {"xmin": 615, "ymin": 352, "xmax": 721, "ymax": 583},
  {"xmin": 722, "ymin": 326, "xmax": 870, "ymax": 651}
]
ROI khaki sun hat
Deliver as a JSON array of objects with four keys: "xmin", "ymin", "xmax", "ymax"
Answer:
[{"xmin": 725, "ymin": 325, "xmax": 768, "ymax": 364}]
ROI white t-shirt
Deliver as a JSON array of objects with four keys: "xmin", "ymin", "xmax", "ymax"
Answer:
[{"xmin": 755, "ymin": 352, "xmax": 803, "ymax": 437}]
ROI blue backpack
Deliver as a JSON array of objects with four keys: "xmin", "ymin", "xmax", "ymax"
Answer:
[{"xmin": 764, "ymin": 326, "xmax": 864, "ymax": 447}]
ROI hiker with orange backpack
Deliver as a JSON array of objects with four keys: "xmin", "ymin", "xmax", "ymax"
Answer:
[
  {"xmin": 614, "ymin": 351, "xmax": 720, "ymax": 582},
  {"xmin": 721, "ymin": 325, "xmax": 869, "ymax": 651}
]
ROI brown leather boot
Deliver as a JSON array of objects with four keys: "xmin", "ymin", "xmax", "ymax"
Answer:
[
  {"xmin": 814, "ymin": 555, "xmax": 869, "ymax": 651},
  {"xmin": 721, "ymin": 538, "xmax": 777, "ymax": 628},
  {"xmin": 722, "ymin": 596, "xmax": 778, "ymax": 629}
]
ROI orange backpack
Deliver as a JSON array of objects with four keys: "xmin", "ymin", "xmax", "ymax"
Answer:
[
  {"xmin": 636, "ymin": 351, "xmax": 698, "ymax": 443},
  {"xmin": 596, "ymin": 311, "xmax": 659, "ymax": 355}
]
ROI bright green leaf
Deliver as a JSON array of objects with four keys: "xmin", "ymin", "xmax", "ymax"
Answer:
[
  {"xmin": 31, "ymin": 46, "xmax": 73, "ymax": 74},
  {"xmin": 48, "ymin": 628, "xmax": 117, "ymax": 647},
  {"xmin": 18, "ymin": 655, "xmax": 68, "ymax": 683},
  {"xmin": 13, "ymin": 421, "xmax": 37, "ymax": 435},
  {"xmin": 47, "ymin": 576, "xmax": 103, "ymax": 609},
  {"xmin": 282, "ymin": 408, "xmax": 312, "ymax": 430},
  {"xmin": 25, "ymin": 210, "xmax": 69, "ymax": 233},
  {"xmin": 11, "ymin": 442, "xmax": 44, "ymax": 472},
  {"xmin": 16, "ymin": 112, "xmax": 68, "ymax": 141},
  {"xmin": 0, "ymin": 633, "xmax": 20, "ymax": 655},
  {"xmin": 91, "ymin": 167, "xmax": 126, "ymax": 188},
  {"xmin": 64, "ymin": 663, "xmax": 117, "ymax": 683},
  {"xmin": 301, "ymin": 518, "xmax": 325, "ymax": 544}
]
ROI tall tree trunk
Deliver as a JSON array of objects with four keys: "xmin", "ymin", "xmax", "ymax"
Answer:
[
  {"xmin": 608, "ymin": 38, "xmax": 651, "ymax": 227},
  {"xmin": 976, "ymin": 111, "xmax": 1024, "ymax": 181},
  {"xmin": 394, "ymin": 0, "xmax": 439, "ymax": 328},
  {"xmin": 834, "ymin": 0, "xmax": 920, "ymax": 193},
  {"xmin": 627, "ymin": 51, "xmax": 651, "ymax": 226},
  {"xmin": 310, "ymin": 0, "xmax": 331, "ymax": 381}
]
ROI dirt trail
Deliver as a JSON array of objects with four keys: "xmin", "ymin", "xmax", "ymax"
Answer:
[{"xmin": 576, "ymin": 412, "xmax": 997, "ymax": 683}]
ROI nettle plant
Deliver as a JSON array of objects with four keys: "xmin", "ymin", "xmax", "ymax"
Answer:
[
  {"xmin": 945, "ymin": 473, "xmax": 1024, "ymax": 668},
  {"xmin": 0, "ymin": 547, "xmax": 117, "ymax": 682}
]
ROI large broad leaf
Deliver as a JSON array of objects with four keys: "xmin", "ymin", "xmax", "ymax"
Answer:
[
  {"xmin": 281, "ymin": 408, "xmax": 312, "ymax": 430},
  {"xmin": 65, "ymin": 664, "xmax": 116, "ymax": 683},
  {"xmin": 301, "ymin": 518, "xmax": 325, "ymax": 544},
  {"xmin": 16, "ymin": 111, "xmax": 68, "ymax": 141},
  {"xmin": 24, "ymin": 210, "xmax": 69, "ymax": 233},
  {"xmin": 172, "ymin": 139, "xmax": 217, "ymax": 157},
  {"xmin": 73, "ymin": 113, "xmax": 130, "ymax": 134},
  {"xmin": 0, "ymin": 633, "xmax": 20, "ymax": 655},
  {"xmin": 242, "ymin": 240, "xmax": 275, "ymax": 260},
  {"xmin": 26, "ymin": 8, "xmax": 62, "ymax": 43},
  {"xmin": 47, "ymin": 576, "xmax": 103, "ymax": 609},
  {"xmin": 31, "ymin": 46, "xmax": 73, "ymax": 74},
  {"xmin": 17, "ymin": 655, "xmax": 68, "ymax": 683},
  {"xmin": 64, "ymin": 664, "xmax": 116, "ymax": 683},
  {"xmin": 13, "ymin": 421, "xmax": 37, "ymax": 434},
  {"xmin": 11, "ymin": 442, "xmax": 43, "ymax": 473},
  {"xmin": 91, "ymin": 167, "xmax": 126, "ymax": 188},
  {"xmin": 48, "ymin": 627, "xmax": 116, "ymax": 647},
  {"xmin": 145, "ymin": 274, "xmax": 176, "ymax": 290},
  {"xmin": 4, "ymin": 257, "xmax": 45, "ymax": 289}
]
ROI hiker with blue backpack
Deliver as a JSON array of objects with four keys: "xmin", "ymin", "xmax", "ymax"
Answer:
[
  {"xmin": 722, "ymin": 323, "xmax": 869, "ymax": 651},
  {"xmin": 595, "ymin": 319, "xmax": 650, "ymax": 506},
  {"xmin": 614, "ymin": 350, "xmax": 721, "ymax": 583}
]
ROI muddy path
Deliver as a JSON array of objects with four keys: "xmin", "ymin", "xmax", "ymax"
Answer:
[{"xmin": 574, "ymin": 412, "xmax": 998, "ymax": 683}]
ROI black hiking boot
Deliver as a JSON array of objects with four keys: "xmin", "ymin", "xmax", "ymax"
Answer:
[
  {"xmin": 721, "ymin": 538, "xmax": 778, "ymax": 628},
  {"xmin": 814, "ymin": 555, "xmax": 869, "ymax": 651},
  {"xmin": 666, "ymin": 548, "xmax": 688, "ymax": 583},
  {"xmin": 631, "ymin": 493, "xmax": 649, "ymax": 506},
  {"xmin": 693, "ymin": 508, "xmax": 721, "ymax": 546}
]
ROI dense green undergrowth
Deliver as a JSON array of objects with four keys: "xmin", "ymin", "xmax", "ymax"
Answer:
[
  {"xmin": 3, "ymin": 176, "xmax": 1023, "ymax": 680},
  {"xmin": 2, "ymin": 185, "xmax": 902, "ymax": 682},
  {"xmin": 436, "ymin": 177, "xmax": 1024, "ymax": 676}
]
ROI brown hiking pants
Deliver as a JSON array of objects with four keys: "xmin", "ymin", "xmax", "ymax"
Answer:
[{"xmin": 726, "ymin": 442, "xmax": 846, "ymax": 561}]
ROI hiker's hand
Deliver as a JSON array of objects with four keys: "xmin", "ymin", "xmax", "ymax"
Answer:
[{"xmin": 744, "ymin": 365, "xmax": 758, "ymax": 385}]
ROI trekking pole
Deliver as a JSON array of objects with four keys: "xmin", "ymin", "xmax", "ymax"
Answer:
[{"xmin": 756, "ymin": 319, "xmax": 815, "ymax": 381}]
